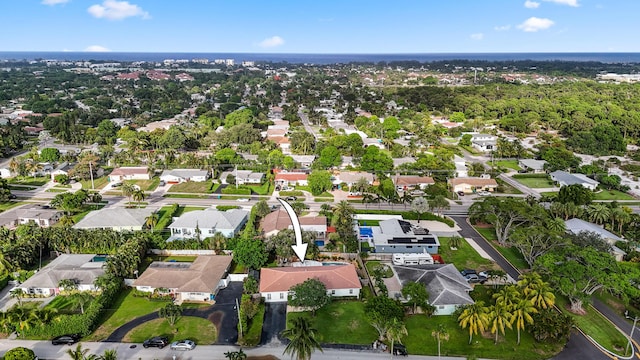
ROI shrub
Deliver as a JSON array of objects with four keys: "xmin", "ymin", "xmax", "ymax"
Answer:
[
  {"xmin": 216, "ymin": 205, "xmax": 240, "ymax": 211},
  {"xmin": 4, "ymin": 347, "xmax": 36, "ymax": 360},
  {"xmin": 221, "ymin": 187, "xmax": 251, "ymax": 195},
  {"xmin": 279, "ymin": 190, "xmax": 303, "ymax": 197}
]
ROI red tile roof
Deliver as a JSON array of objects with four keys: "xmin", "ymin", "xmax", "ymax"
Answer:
[
  {"xmin": 259, "ymin": 265, "xmax": 361, "ymax": 293},
  {"xmin": 260, "ymin": 210, "xmax": 326, "ymax": 234},
  {"xmin": 110, "ymin": 166, "xmax": 149, "ymax": 176},
  {"xmin": 275, "ymin": 173, "xmax": 308, "ymax": 182}
]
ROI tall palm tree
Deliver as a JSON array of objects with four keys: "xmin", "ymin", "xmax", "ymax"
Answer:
[
  {"xmin": 121, "ymin": 183, "xmax": 136, "ymax": 205},
  {"xmin": 586, "ymin": 203, "xmax": 610, "ymax": 225},
  {"xmin": 431, "ymin": 323, "xmax": 449, "ymax": 359},
  {"xmin": 488, "ymin": 301, "xmax": 513, "ymax": 344},
  {"xmin": 546, "ymin": 217, "xmax": 566, "ymax": 233},
  {"xmin": 70, "ymin": 292, "xmax": 94, "ymax": 314},
  {"xmin": 59, "ymin": 215, "xmax": 76, "ymax": 227},
  {"xmin": 493, "ymin": 285, "xmax": 519, "ymax": 308},
  {"xmin": 144, "ymin": 211, "xmax": 159, "ymax": 232},
  {"xmin": 458, "ymin": 301, "xmax": 489, "ymax": 344},
  {"xmin": 518, "ymin": 273, "xmax": 556, "ymax": 311},
  {"xmin": 66, "ymin": 343, "xmax": 94, "ymax": 360},
  {"xmin": 510, "ymin": 298, "xmax": 538, "ymax": 344},
  {"xmin": 132, "ymin": 189, "xmax": 145, "ymax": 207},
  {"xmin": 8, "ymin": 157, "xmax": 22, "ymax": 178},
  {"xmin": 386, "ymin": 317, "xmax": 408, "ymax": 358},
  {"xmin": 10, "ymin": 288, "xmax": 25, "ymax": 307},
  {"xmin": 99, "ymin": 349, "xmax": 117, "ymax": 360},
  {"xmin": 8, "ymin": 307, "xmax": 37, "ymax": 336},
  {"xmin": 281, "ymin": 317, "xmax": 323, "ymax": 360},
  {"xmin": 611, "ymin": 207, "xmax": 631, "ymax": 233}
]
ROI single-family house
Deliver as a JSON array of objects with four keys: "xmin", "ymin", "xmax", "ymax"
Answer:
[
  {"xmin": 50, "ymin": 162, "xmax": 76, "ymax": 182},
  {"xmin": 454, "ymin": 155, "xmax": 468, "ymax": 178},
  {"xmin": 160, "ymin": 169, "xmax": 209, "ymax": 183},
  {"xmin": 392, "ymin": 157, "xmax": 416, "ymax": 168},
  {"xmin": 275, "ymin": 172, "xmax": 308, "ymax": 187},
  {"xmin": 168, "ymin": 208, "xmax": 249, "ymax": 240},
  {"xmin": 335, "ymin": 171, "xmax": 375, "ymax": 187},
  {"xmin": 550, "ymin": 171, "xmax": 599, "ymax": 191},
  {"xmin": 470, "ymin": 134, "xmax": 497, "ymax": 152},
  {"xmin": 393, "ymin": 175, "xmax": 435, "ymax": 192},
  {"xmin": 565, "ymin": 218, "xmax": 627, "ymax": 261},
  {"xmin": 259, "ymin": 264, "xmax": 361, "ymax": 303},
  {"xmin": 10, "ymin": 205, "xmax": 63, "ymax": 228},
  {"xmin": 74, "ymin": 208, "xmax": 154, "ymax": 231},
  {"xmin": 394, "ymin": 264, "xmax": 474, "ymax": 315},
  {"xmin": 108, "ymin": 166, "xmax": 150, "ymax": 182},
  {"xmin": 518, "ymin": 159, "xmax": 547, "ymax": 174},
  {"xmin": 369, "ymin": 219, "xmax": 440, "ymax": 254},
  {"xmin": 219, "ymin": 170, "xmax": 265, "ymax": 185},
  {"xmin": 290, "ymin": 155, "xmax": 316, "ymax": 168},
  {"xmin": 448, "ymin": 177, "xmax": 498, "ymax": 194},
  {"xmin": 17, "ymin": 254, "xmax": 106, "ymax": 297},
  {"xmin": 133, "ymin": 255, "xmax": 232, "ymax": 302},
  {"xmin": 260, "ymin": 210, "xmax": 327, "ymax": 245}
]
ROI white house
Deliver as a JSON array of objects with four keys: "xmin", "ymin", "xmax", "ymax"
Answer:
[
  {"xmin": 274, "ymin": 172, "xmax": 308, "ymax": 187},
  {"xmin": 133, "ymin": 255, "xmax": 232, "ymax": 302},
  {"xmin": 448, "ymin": 177, "xmax": 499, "ymax": 194},
  {"xmin": 470, "ymin": 134, "xmax": 497, "ymax": 152},
  {"xmin": 0, "ymin": 168, "xmax": 11, "ymax": 178},
  {"xmin": 565, "ymin": 218, "xmax": 627, "ymax": 261},
  {"xmin": 168, "ymin": 208, "xmax": 249, "ymax": 239},
  {"xmin": 369, "ymin": 219, "xmax": 440, "ymax": 254},
  {"xmin": 74, "ymin": 208, "xmax": 154, "ymax": 231},
  {"xmin": 393, "ymin": 175, "xmax": 435, "ymax": 192},
  {"xmin": 454, "ymin": 155, "xmax": 468, "ymax": 178},
  {"xmin": 12, "ymin": 205, "xmax": 62, "ymax": 228},
  {"xmin": 17, "ymin": 254, "xmax": 106, "ymax": 297},
  {"xmin": 160, "ymin": 169, "xmax": 209, "ymax": 184},
  {"xmin": 108, "ymin": 166, "xmax": 150, "ymax": 182},
  {"xmin": 219, "ymin": 170, "xmax": 265, "ymax": 185},
  {"xmin": 550, "ymin": 171, "xmax": 599, "ymax": 190},
  {"xmin": 290, "ymin": 155, "xmax": 316, "ymax": 168},
  {"xmin": 518, "ymin": 159, "xmax": 547, "ymax": 174},
  {"xmin": 334, "ymin": 171, "xmax": 375, "ymax": 187},
  {"xmin": 259, "ymin": 264, "xmax": 361, "ymax": 303}
]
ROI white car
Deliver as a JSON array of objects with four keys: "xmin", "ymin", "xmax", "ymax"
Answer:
[
  {"xmin": 237, "ymin": 198, "xmax": 250, "ymax": 202},
  {"xmin": 170, "ymin": 339, "xmax": 196, "ymax": 351},
  {"xmin": 477, "ymin": 191, "xmax": 491, "ymax": 196}
]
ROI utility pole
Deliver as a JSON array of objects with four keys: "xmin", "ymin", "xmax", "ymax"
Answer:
[
  {"xmin": 235, "ymin": 165, "xmax": 238, "ymax": 190},
  {"xmin": 88, "ymin": 161, "xmax": 95, "ymax": 190},
  {"xmin": 235, "ymin": 297, "xmax": 242, "ymax": 338},
  {"xmin": 625, "ymin": 310, "xmax": 638, "ymax": 356}
]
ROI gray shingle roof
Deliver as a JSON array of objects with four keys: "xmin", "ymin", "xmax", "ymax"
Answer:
[
  {"xmin": 550, "ymin": 171, "xmax": 599, "ymax": 187},
  {"xmin": 19, "ymin": 254, "xmax": 105, "ymax": 289},
  {"xmin": 565, "ymin": 218, "xmax": 624, "ymax": 243},
  {"xmin": 74, "ymin": 208, "xmax": 153, "ymax": 229},
  {"xmin": 160, "ymin": 169, "xmax": 208, "ymax": 179},
  {"xmin": 519, "ymin": 159, "xmax": 547, "ymax": 170},
  {"xmin": 168, "ymin": 208, "xmax": 248, "ymax": 231},
  {"xmin": 393, "ymin": 264, "xmax": 473, "ymax": 306}
]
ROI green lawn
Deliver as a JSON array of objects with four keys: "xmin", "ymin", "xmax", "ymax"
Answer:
[
  {"xmin": 9, "ymin": 177, "xmax": 49, "ymax": 186},
  {"xmin": 123, "ymin": 317, "xmax": 217, "ymax": 345},
  {"xmin": 365, "ymin": 261, "xmax": 393, "ymax": 278},
  {"xmin": 404, "ymin": 312, "xmax": 562, "ymax": 359},
  {"xmin": 287, "ymin": 301, "xmax": 378, "ymax": 345},
  {"xmin": 513, "ymin": 176, "xmax": 555, "ymax": 188},
  {"xmin": 0, "ymin": 201, "xmax": 25, "ymax": 212},
  {"xmin": 496, "ymin": 178, "xmax": 523, "ymax": 194},
  {"xmin": 125, "ymin": 178, "xmax": 160, "ymax": 191},
  {"xmin": 246, "ymin": 182, "xmax": 273, "ymax": 196},
  {"xmin": 164, "ymin": 193, "xmax": 210, "ymax": 199},
  {"xmin": 80, "ymin": 176, "xmax": 110, "ymax": 190},
  {"xmin": 555, "ymin": 297, "xmax": 629, "ymax": 355},
  {"xmin": 87, "ymin": 288, "xmax": 172, "ymax": 341},
  {"xmin": 314, "ymin": 192, "xmax": 334, "ymax": 202},
  {"xmin": 473, "ymin": 227, "xmax": 529, "ymax": 270},
  {"xmin": 45, "ymin": 295, "xmax": 92, "ymax": 314},
  {"xmin": 358, "ymin": 219, "xmax": 381, "ymax": 226},
  {"xmin": 9, "ymin": 185, "xmax": 37, "ymax": 191},
  {"xmin": 593, "ymin": 190, "xmax": 635, "ymax": 200},
  {"xmin": 490, "ymin": 160, "xmax": 522, "ymax": 171},
  {"xmin": 438, "ymin": 237, "xmax": 494, "ymax": 271},
  {"xmin": 173, "ymin": 206, "xmax": 206, "ymax": 217},
  {"xmin": 169, "ymin": 181, "xmax": 214, "ymax": 193}
]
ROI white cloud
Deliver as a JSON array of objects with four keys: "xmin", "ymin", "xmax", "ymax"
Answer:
[
  {"xmin": 88, "ymin": 0, "xmax": 150, "ymax": 20},
  {"xmin": 259, "ymin": 36, "xmax": 285, "ymax": 48},
  {"xmin": 494, "ymin": 25, "xmax": 511, "ymax": 31},
  {"xmin": 470, "ymin": 33, "xmax": 484, "ymax": 40},
  {"xmin": 84, "ymin": 45, "xmax": 111, "ymax": 52},
  {"xmin": 517, "ymin": 17, "xmax": 554, "ymax": 32},
  {"xmin": 42, "ymin": 0, "xmax": 70, "ymax": 5},
  {"xmin": 542, "ymin": 0, "xmax": 579, "ymax": 6},
  {"xmin": 524, "ymin": 0, "xmax": 540, "ymax": 8}
]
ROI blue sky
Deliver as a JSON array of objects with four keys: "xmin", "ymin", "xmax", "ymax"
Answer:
[{"xmin": 1, "ymin": 0, "xmax": 637, "ymax": 53}]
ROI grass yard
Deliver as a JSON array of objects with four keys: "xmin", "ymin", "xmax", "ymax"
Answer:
[
  {"xmin": 438, "ymin": 237, "xmax": 494, "ymax": 271},
  {"xmin": 246, "ymin": 182, "xmax": 273, "ymax": 196},
  {"xmin": 0, "ymin": 201, "xmax": 25, "ymax": 212},
  {"xmin": 365, "ymin": 261, "xmax": 393, "ymax": 278},
  {"xmin": 9, "ymin": 177, "xmax": 49, "ymax": 186},
  {"xmin": 593, "ymin": 190, "xmax": 635, "ymax": 200},
  {"xmin": 125, "ymin": 178, "xmax": 160, "ymax": 191},
  {"xmin": 45, "ymin": 295, "xmax": 91, "ymax": 314},
  {"xmin": 80, "ymin": 176, "xmax": 110, "ymax": 190},
  {"xmin": 169, "ymin": 181, "xmax": 214, "ymax": 193},
  {"xmin": 164, "ymin": 193, "xmax": 210, "ymax": 199},
  {"xmin": 9, "ymin": 185, "xmax": 37, "ymax": 191},
  {"xmin": 358, "ymin": 219, "xmax": 381, "ymax": 226},
  {"xmin": 287, "ymin": 301, "xmax": 378, "ymax": 345},
  {"xmin": 513, "ymin": 176, "xmax": 555, "ymax": 188},
  {"xmin": 123, "ymin": 317, "xmax": 217, "ymax": 345},
  {"xmin": 555, "ymin": 297, "xmax": 629, "ymax": 355},
  {"xmin": 491, "ymin": 160, "xmax": 522, "ymax": 171},
  {"xmin": 404, "ymin": 313, "xmax": 562, "ymax": 359},
  {"xmin": 473, "ymin": 226, "xmax": 529, "ymax": 270},
  {"xmin": 173, "ymin": 206, "xmax": 206, "ymax": 217},
  {"xmin": 496, "ymin": 178, "xmax": 523, "ymax": 194},
  {"xmin": 314, "ymin": 192, "xmax": 334, "ymax": 202},
  {"xmin": 87, "ymin": 288, "xmax": 172, "ymax": 341}
]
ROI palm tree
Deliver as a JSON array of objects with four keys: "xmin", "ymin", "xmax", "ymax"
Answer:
[
  {"xmin": 70, "ymin": 292, "xmax": 94, "ymax": 314},
  {"xmin": 8, "ymin": 307, "xmax": 37, "ymax": 336},
  {"xmin": 32, "ymin": 308, "xmax": 59, "ymax": 328},
  {"xmin": 510, "ymin": 298, "xmax": 538, "ymax": 344},
  {"xmin": 488, "ymin": 301, "xmax": 513, "ymax": 344},
  {"xmin": 132, "ymin": 189, "xmax": 145, "ymax": 207},
  {"xmin": 428, "ymin": 195, "xmax": 450, "ymax": 217},
  {"xmin": 546, "ymin": 217, "xmax": 566, "ymax": 233},
  {"xmin": 58, "ymin": 279, "xmax": 78, "ymax": 293},
  {"xmin": 431, "ymin": 323, "xmax": 449, "ymax": 359},
  {"xmin": 25, "ymin": 161, "xmax": 43, "ymax": 179},
  {"xmin": 586, "ymin": 203, "xmax": 610, "ymax": 225},
  {"xmin": 10, "ymin": 288, "xmax": 25, "ymax": 307},
  {"xmin": 224, "ymin": 349, "xmax": 247, "ymax": 360},
  {"xmin": 66, "ymin": 343, "xmax": 94, "ymax": 360},
  {"xmin": 493, "ymin": 285, "xmax": 519, "ymax": 308},
  {"xmin": 99, "ymin": 349, "xmax": 117, "ymax": 360},
  {"xmin": 400, "ymin": 192, "xmax": 413, "ymax": 210},
  {"xmin": 144, "ymin": 211, "xmax": 159, "ymax": 232},
  {"xmin": 458, "ymin": 301, "xmax": 489, "ymax": 344},
  {"xmin": 611, "ymin": 207, "xmax": 631, "ymax": 233},
  {"xmin": 59, "ymin": 215, "xmax": 76, "ymax": 227},
  {"xmin": 121, "ymin": 183, "xmax": 135, "ymax": 205},
  {"xmin": 386, "ymin": 317, "xmax": 408, "ymax": 358},
  {"xmin": 281, "ymin": 317, "xmax": 323, "ymax": 360},
  {"xmin": 518, "ymin": 273, "xmax": 555, "ymax": 310},
  {"xmin": 8, "ymin": 158, "xmax": 22, "ymax": 178},
  {"xmin": 208, "ymin": 232, "xmax": 226, "ymax": 254}
]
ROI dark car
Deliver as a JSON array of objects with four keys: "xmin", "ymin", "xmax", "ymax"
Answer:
[
  {"xmin": 285, "ymin": 196, "xmax": 297, "ymax": 201},
  {"xmin": 460, "ymin": 269, "xmax": 477, "ymax": 277},
  {"xmin": 8, "ymin": 194, "xmax": 16, "ymax": 199},
  {"xmin": 143, "ymin": 336, "xmax": 169, "ymax": 349},
  {"xmin": 456, "ymin": 191, "xmax": 465, "ymax": 196},
  {"xmin": 393, "ymin": 343, "xmax": 408, "ymax": 356},
  {"xmin": 52, "ymin": 333, "xmax": 81, "ymax": 345}
]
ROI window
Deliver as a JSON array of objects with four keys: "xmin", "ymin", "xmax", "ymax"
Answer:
[
  {"xmin": 438, "ymin": 305, "xmax": 445, "ymax": 309},
  {"xmin": 280, "ymin": 292, "xmax": 284, "ymax": 299},
  {"xmin": 349, "ymin": 289, "xmax": 353, "ymax": 294},
  {"xmin": 267, "ymin": 294, "xmax": 271, "ymax": 300},
  {"xmin": 331, "ymin": 290, "xmax": 336, "ymax": 295}
]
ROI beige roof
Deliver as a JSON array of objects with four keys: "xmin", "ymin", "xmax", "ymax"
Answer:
[
  {"xmin": 259, "ymin": 265, "xmax": 361, "ymax": 293},
  {"xmin": 133, "ymin": 255, "xmax": 232, "ymax": 293},
  {"xmin": 110, "ymin": 166, "xmax": 148, "ymax": 176},
  {"xmin": 260, "ymin": 210, "xmax": 326, "ymax": 234},
  {"xmin": 393, "ymin": 175, "xmax": 435, "ymax": 186},
  {"xmin": 448, "ymin": 177, "xmax": 498, "ymax": 187}
]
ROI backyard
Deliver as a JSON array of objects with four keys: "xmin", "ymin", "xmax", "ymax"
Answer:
[
  {"xmin": 438, "ymin": 237, "xmax": 494, "ymax": 271},
  {"xmin": 593, "ymin": 189, "xmax": 635, "ymax": 200},
  {"xmin": 80, "ymin": 176, "xmax": 110, "ymax": 190},
  {"xmin": 512, "ymin": 175, "xmax": 555, "ymax": 188},
  {"xmin": 123, "ymin": 317, "xmax": 217, "ymax": 344},
  {"xmin": 489, "ymin": 160, "xmax": 522, "ymax": 171}
]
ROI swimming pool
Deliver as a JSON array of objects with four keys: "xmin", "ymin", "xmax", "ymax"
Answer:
[
  {"xmin": 91, "ymin": 255, "xmax": 108, "ymax": 262},
  {"xmin": 322, "ymin": 262, "xmax": 348, "ymax": 266}
]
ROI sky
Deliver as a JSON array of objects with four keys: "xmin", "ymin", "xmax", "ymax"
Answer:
[{"xmin": 1, "ymin": 0, "xmax": 638, "ymax": 53}]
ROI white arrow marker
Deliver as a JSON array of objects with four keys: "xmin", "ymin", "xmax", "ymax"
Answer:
[{"xmin": 277, "ymin": 197, "xmax": 307, "ymax": 263}]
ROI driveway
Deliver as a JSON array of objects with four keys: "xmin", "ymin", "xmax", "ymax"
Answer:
[
  {"xmin": 105, "ymin": 281, "xmax": 243, "ymax": 344},
  {"xmin": 260, "ymin": 302, "xmax": 287, "ymax": 345}
]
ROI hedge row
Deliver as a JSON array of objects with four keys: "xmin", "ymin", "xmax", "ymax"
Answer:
[
  {"xmin": 354, "ymin": 209, "xmax": 455, "ymax": 227},
  {"xmin": 512, "ymin": 173, "xmax": 549, "ymax": 179},
  {"xmin": 155, "ymin": 204, "xmax": 180, "ymax": 231},
  {"xmin": 0, "ymin": 273, "xmax": 9, "ymax": 291}
]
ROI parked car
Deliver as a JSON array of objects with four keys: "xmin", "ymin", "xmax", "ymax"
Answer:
[
  {"xmin": 237, "ymin": 198, "xmax": 250, "ymax": 202},
  {"xmin": 112, "ymin": 182, "xmax": 123, "ymax": 188},
  {"xmin": 460, "ymin": 269, "xmax": 477, "ymax": 277},
  {"xmin": 8, "ymin": 194, "xmax": 16, "ymax": 199},
  {"xmin": 51, "ymin": 334, "xmax": 81, "ymax": 345},
  {"xmin": 143, "ymin": 336, "xmax": 169, "ymax": 349},
  {"xmin": 477, "ymin": 190, "xmax": 491, "ymax": 196},
  {"xmin": 158, "ymin": 180, "xmax": 166, "ymax": 186},
  {"xmin": 456, "ymin": 191, "xmax": 465, "ymax": 196},
  {"xmin": 465, "ymin": 273, "xmax": 487, "ymax": 284},
  {"xmin": 285, "ymin": 196, "xmax": 297, "ymax": 201},
  {"xmin": 393, "ymin": 343, "xmax": 408, "ymax": 356},
  {"xmin": 170, "ymin": 339, "xmax": 196, "ymax": 351}
]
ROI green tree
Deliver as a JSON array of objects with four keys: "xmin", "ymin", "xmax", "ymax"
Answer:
[
  {"xmin": 144, "ymin": 211, "xmax": 159, "ymax": 232},
  {"xmin": 317, "ymin": 145, "xmax": 342, "ymax": 169},
  {"xmin": 428, "ymin": 195, "xmax": 450, "ymax": 217},
  {"xmin": 253, "ymin": 200, "xmax": 271, "ymax": 218},
  {"xmin": 360, "ymin": 146, "xmax": 393, "ymax": 172},
  {"xmin": 386, "ymin": 317, "xmax": 408, "ymax": 357},
  {"xmin": 308, "ymin": 170, "xmax": 332, "ymax": 196},
  {"xmin": 70, "ymin": 291, "xmax": 94, "ymax": 314},
  {"xmin": 458, "ymin": 301, "xmax": 489, "ymax": 344},
  {"xmin": 401, "ymin": 281, "xmax": 429, "ymax": 315},
  {"xmin": 488, "ymin": 301, "xmax": 513, "ymax": 344},
  {"xmin": 281, "ymin": 317, "xmax": 323, "ymax": 360},
  {"xmin": 510, "ymin": 297, "xmax": 538, "ymax": 344},
  {"xmin": 556, "ymin": 184, "xmax": 594, "ymax": 205},
  {"xmin": 3, "ymin": 347, "xmax": 37, "ymax": 360},
  {"xmin": 411, "ymin": 197, "xmax": 429, "ymax": 224},
  {"xmin": 10, "ymin": 288, "xmax": 25, "ymax": 307},
  {"xmin": 431, "ymin": 324, "xmax": 449, "ymax": 359},
  {"xmin": 459, "ymin": 134, "xmax": 472, "ymax": 147},
  {"xmin": 289, "ymin": 278, "xmax": 331, "ymax": 316},
  {"xmin": 40, "ymin": 147, "xmax": 61, "ymax": 162},
  {"xmin": 224, "ymin": 349, "xmax": 247, "ymax": 360},
  {"xmin": 365, "ymin": 295, "xmax": 405, "ymax": 340},
  {"xmin": 66, "ymin": 343, "xmax": 94, "ymax": 360},
  {"xmin": 517, "ymin": 272, "xmax": 556, "ymax": 311},
  {"xmin": 234, "ymin": 238, "xmax": 268, "ymax": 270},
  {"xmin": 159, "ymin": 303, "xmax": 183, "ymax": 326},
  {"xmin": 99, "ymin": 349, "xmax": 118, "ymax": 360}
]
